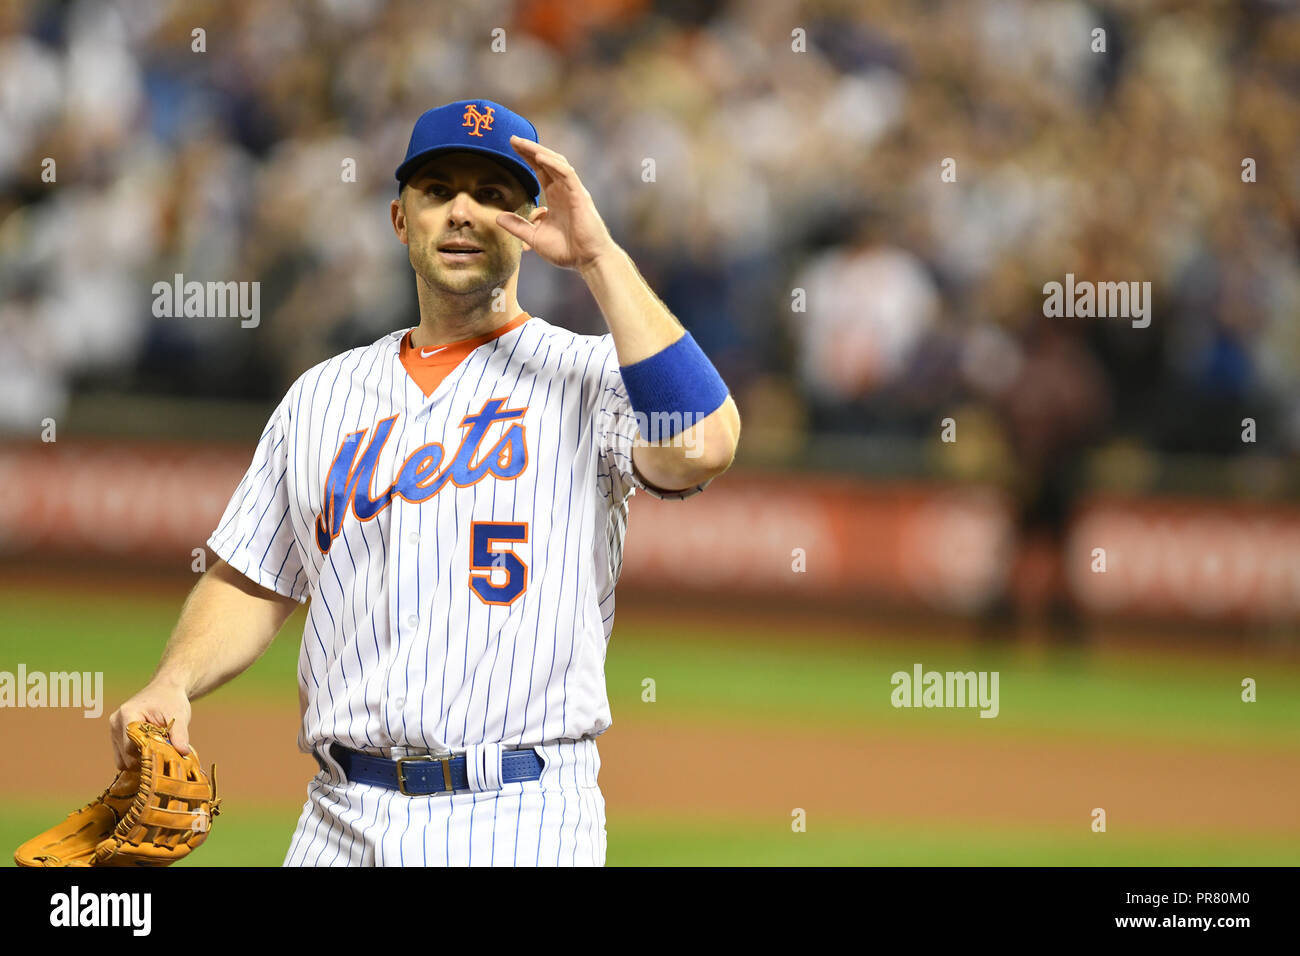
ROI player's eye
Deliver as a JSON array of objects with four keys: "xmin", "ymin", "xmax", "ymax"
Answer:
[{"xmin": 425, "ymin": 185, "xmax": 501, "ymax": 202}]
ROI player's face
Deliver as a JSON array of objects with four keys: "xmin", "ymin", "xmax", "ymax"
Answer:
[{"xmin": 394, "ymin": 153, "xmax": 535, "ymax": 297}]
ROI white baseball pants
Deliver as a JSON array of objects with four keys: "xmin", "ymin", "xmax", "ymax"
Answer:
[{"xmin": 283, "ymin": 739, "xmax": 606, "ymax": 867}]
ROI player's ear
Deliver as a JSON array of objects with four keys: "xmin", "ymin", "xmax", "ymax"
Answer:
[
  {"xmin": 519, "ymin": 203, "xmax": 545, "ymax": 253},
  {"xmin": 391, "ymin": 194, "xmax": 408, "ymax": 245},
  {"xmin": 514, "ymin": 201, "xmax": 540, "ymax": 251}
]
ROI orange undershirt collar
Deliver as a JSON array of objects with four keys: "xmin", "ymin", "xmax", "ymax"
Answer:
[{"xmin": 399, "ymin": 311, "xmax": 532, "ymax": 397}]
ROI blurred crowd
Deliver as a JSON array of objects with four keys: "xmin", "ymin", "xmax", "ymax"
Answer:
[{"xmin": 1, "ymin": 0, "xmax": 1298, "ymax": 481}]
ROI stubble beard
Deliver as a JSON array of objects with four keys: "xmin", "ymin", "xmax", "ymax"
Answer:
[{"xmin": 411, "ymin": 236, "xmax": 515, "ymax": 303}]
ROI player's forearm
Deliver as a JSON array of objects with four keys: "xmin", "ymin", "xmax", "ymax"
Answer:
[
  {"xmin": 579, "ymin": 243, "xmax": 686, "ymax": 365},
  {"xmin": 151, "ymin": 560, "xmax": 299, "ymax": 700},
  {"xmin": 580, "ymin": 243, "xmax": 741, "ymax": 483},
  {"xmin": 633, "ymin": 396, "xmax": 741, "ymax": 485}
]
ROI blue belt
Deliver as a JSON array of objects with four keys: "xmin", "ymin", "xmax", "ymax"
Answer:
[{"xmin": 329, "ymin": 743, "xmax": 542, "ymax": 796}]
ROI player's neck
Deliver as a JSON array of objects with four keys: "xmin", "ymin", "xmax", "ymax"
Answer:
[{"xmin": 411, "ymin": 277, "xmax": 524, "ymax": 348}]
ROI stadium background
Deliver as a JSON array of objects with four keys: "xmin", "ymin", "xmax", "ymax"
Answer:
[{"xmin": 1, "ymin": 0, "xmax": 1298, "ymax": 865}]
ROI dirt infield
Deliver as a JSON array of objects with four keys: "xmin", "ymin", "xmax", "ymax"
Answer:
[{"xmin": 7, "ymin": 701, "xmax": 1300, "ymax": 837}]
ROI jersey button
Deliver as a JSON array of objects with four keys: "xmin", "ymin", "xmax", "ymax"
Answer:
[
  {"xmin": 407, "ymin": 531, "xmax": 420, "ymax": 544},
  {"xmin": 393, "ymin": 697, "xmax": 405, "ymax": 708},
  {"xmin": 407, "ymin": 614, "xmax": 419, "ymax": 629}
]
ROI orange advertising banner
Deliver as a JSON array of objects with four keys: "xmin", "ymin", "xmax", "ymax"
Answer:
[{"xmin": 0, "ymin": 442, "xmax": 1294, "ymax": 622}]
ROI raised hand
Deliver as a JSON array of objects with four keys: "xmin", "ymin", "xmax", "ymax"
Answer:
[{"xmin": 496, "ymin": 135, "xmax": 619, "ymax": 272}]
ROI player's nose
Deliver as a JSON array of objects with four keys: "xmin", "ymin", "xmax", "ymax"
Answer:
[{"xmin": 446, "ymin": 189, "xmax": 479, "ymax": 226}]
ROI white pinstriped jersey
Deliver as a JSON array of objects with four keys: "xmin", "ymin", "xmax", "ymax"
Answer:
[{"xmin": 208, "ymin": 313, "xmax": 706, "ymax": 758}]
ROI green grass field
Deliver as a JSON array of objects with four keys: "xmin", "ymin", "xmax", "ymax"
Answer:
[
  {"xmin": 3, "ymin": 583, "xmax": 1299, "ymax": 865},
  {"xmin": 2, "ymin": 802, "xmax": 1296, "ymax": 866},
  {"xmin": 4, "ymin": 589, "xmax": 1298, "ymax": 745}
]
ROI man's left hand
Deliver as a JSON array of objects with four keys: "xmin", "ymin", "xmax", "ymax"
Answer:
[{"xmin": 497, "ymin": 135, "xmax": 619, "ymax": 272}]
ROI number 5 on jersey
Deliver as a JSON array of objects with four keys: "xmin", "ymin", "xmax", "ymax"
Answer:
[{"xmin": 469, "ymin": 521, "xmax": 529, "ymax": 605}]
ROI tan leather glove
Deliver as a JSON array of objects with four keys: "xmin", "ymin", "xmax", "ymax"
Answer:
[{"xmin": 14, "ymin": 720, "xmax": 220, "ymax": 867}]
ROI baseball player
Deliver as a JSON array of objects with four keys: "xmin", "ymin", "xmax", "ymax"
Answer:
[{"xmin": 108, "ymin": 99, "xmax": 741, "ymax": 866}]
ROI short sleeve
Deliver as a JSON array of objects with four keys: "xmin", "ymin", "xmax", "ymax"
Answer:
[
  {"xmin": 595, "ymin": 339, "xmax": 711, "ymax": 503},
  {"xmin": 207, "ymin": 396, "xmax": 309, "ymax": 603}
]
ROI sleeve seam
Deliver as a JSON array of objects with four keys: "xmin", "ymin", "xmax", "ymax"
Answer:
[{"xmin": 207, "ymin": 535, "xmax": 308, "ymax": 604}]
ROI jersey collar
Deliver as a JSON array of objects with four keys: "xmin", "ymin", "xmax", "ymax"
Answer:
[{"xmin": 399, "ymin": 311, "xmax": 533, "ymax": 365}]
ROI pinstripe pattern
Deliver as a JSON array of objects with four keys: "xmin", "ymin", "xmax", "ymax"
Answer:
[
  {"xmin": 208, "ymin": 315, "xmax": 705, "ymax": 866},
  {"xmin": 281, "ymin": 741, "xmax": 605, "ymax": 866}
]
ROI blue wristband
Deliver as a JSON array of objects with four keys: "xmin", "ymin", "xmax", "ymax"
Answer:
[{"xmin": 617, "ymin": 332, "xmax": 729, "ymax": 440}]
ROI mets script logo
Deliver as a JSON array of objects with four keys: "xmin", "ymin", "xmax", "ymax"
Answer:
[
  {"xmin": 315, "ymin": 398, "xmax": 527, "ymax": 554},
  {"xmin": 461, "ymin": 104, "xmax": 495, "ymax": 137}
]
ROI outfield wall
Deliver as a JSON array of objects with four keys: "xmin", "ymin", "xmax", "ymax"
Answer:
[{"xmin": 0, "ymin": 441, "xmax": 1295, "ymax": 624}]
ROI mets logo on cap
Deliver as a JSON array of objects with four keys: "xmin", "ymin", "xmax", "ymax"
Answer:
[
  {"xmin": 395, "ymin": 99, "xmax": 543, "ymax": 204},
  {"xmin": 462, "ymin": 104, "xmax": 494, "ymax": 137}
]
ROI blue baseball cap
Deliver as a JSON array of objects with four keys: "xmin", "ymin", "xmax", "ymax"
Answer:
[{"xmin": 395, "ymin": 99, "xmax": 541, "ymax": 204}]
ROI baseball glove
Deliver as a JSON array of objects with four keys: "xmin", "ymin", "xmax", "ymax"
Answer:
[{"xmin": 14, "ymin": 720, "xmax": 220, "ymax": 867}]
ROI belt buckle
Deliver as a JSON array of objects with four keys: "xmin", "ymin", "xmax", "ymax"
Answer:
[{"xmin": 395, "ymin": 753, "xmax": 455, "ymax": 796}]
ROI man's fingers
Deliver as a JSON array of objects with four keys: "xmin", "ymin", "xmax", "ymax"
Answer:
[
  {"xmin": 495, "ymin": 211, "xmax": 533, "ymax": 242},
  {"xmin": 510, "ymin": 147, "xmax": 555, "ymax": 190},
  {"xmin": 112, "ymin": 721, "xmax": 139, "ymax": 771},
  {"xmin": 500, "ymin": 208, "xmax": 549, "ymax": 240},
  {"xmin": 137, "ymin": 703, "xmax": 192, "ymax": 753},
  {"xmin": 510, "ymin": 136, "xmax": 572, "ymax": 179},
  {"xmin": 530, "ymin": 162, "xmax": 557, "ymax": 193},
  {"xmin": 510, "ymin": 134, "xmax": 568, "ymax": 165},
  {"xmin": 529, "ymin": 150, "xmax": 573, "ymax": 180},
  {"xmin": 510, "ymin": 134, "xmax": 543, "ymax": 155},
  {"xmin": 169, "ymin": 721, "xmax": 192, "ymax": 755},
  {"xmin": 111, "ymin": 725, "xmax": 128, "ymax": 771},
  {"xmin": 110, "ymin": 694, "xmax": 190, "ymax": 766},
  {"xmin": 509, "ymin": 136, "xmax": 547, "ymax": 174}
]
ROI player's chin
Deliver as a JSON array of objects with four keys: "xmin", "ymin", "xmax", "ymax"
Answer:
[
  {"xmin": 425, "ymin": 266, "xmax": 501, "ymax": 294},
  {"xmin": 436, "ymin": 251, "xmax": 490, "ymax": 268}
]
